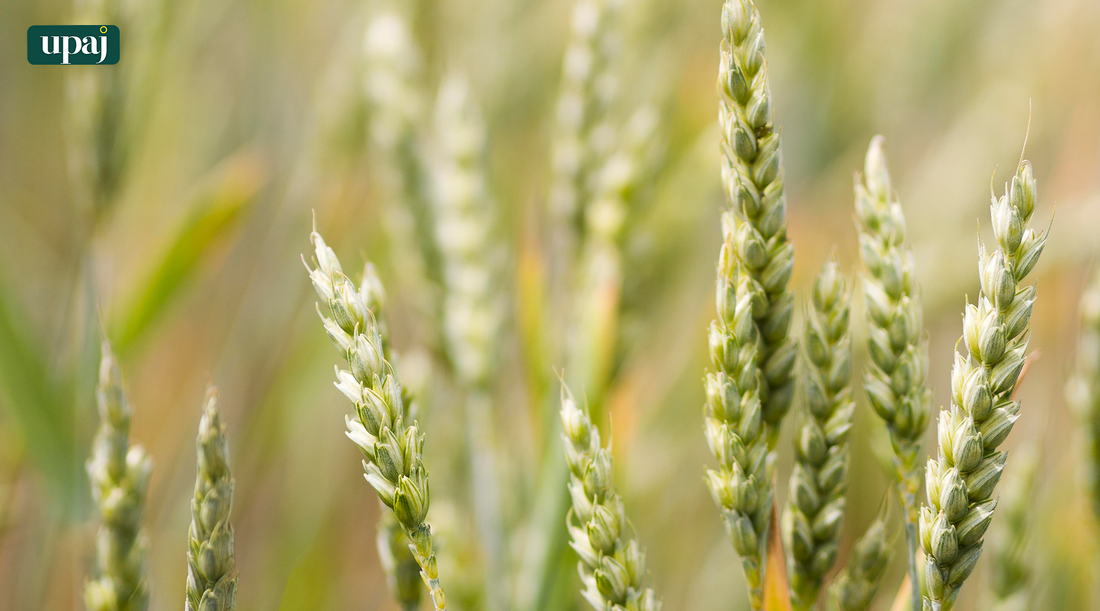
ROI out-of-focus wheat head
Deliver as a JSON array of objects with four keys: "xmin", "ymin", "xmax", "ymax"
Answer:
[
  {"xmin": 550, "ymin": 0, "xmax": 624, "ymax": 245},
  {"xmin": 987, "ymin": 448, "xmax": 1038, "ymax": 611},
  {"xmin": 919, "ymin": 160, "xmax": 1048, "ymax": 611},
  {"xmin": 185, "ymin": 388, "xmax": 238, "ymax": 611},
  {"xmin": 1069, "ymin": 267, "xmax": 1100, "ymax": 519},
  {"xmin": 85, "ymin": 341, "xmax": 153, "ymax": 611},
  {"xmin": 828, "ymin": 506, "xmax": 891, "ymax": 611}
]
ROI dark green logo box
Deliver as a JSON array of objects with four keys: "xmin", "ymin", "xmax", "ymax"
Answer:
[{"xmin": 27, "ymin": 25, "xmax": 119, "ymax": 65}]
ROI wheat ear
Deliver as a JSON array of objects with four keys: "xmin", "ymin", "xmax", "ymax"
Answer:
[
  {"xmin": 363, "ymin": 9, "xmax": 442, "ymax": 288},
  {"xmin": 85, "ymin": 340, "xmax": 153, "ymax": 611},
  {"xmin": 550, "ymin": 0, "xmax": 623, "ymax": 245},
  {"xmin": 718, "ymin": 0, "xmax": 797, "ymax": 447},
  {"xmin": 185, "ymin": 388, "xmax": 238, "ymax": 611},
  {"xmin": 560, "ymin": 382, "xmax": 662, "ymax": 611},
  {"xmin": 306, "ymin": 230, "xmax": 446, "ymax": 610},
  {"xmin": 987, "ymin": 448, "xmax": 1038, "ymax": 611},
  {"xmin": 1068, "ymin": 266, "xmax": 1100, "ymax": 519},
  {"xmin": 827, "ymin": 508, "xmax": 892, "ymax": 611},
  {"xmin": 919, "ymin": 160, "xmax": 1048, "ymax": 611},
  {"xmin": 432, "ymin": 73, "xmax": 509, "ymax": 611},
  {"xmin": 853, "ymin": 136, "xmax": 931, "ymax": 611},
  {"xmin": 783, "ymin": 257, "xmax": 854, "ymax": 610},
  {"xmin": 703, "ymin": 213, "xmax": 773, "ymax": 610}
]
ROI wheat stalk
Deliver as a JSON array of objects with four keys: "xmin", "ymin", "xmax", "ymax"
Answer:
[
  {"xmin": 828, "ymin": 507, "xmax": 892, "ymax": 611},
  {"xmin": 185, "ymin": 387, "xmax": 238, "ymax": 611},
  {"xmin": 853, "ymin": 135, "xmax": 932, "ymax": 611},
  {"xmin": 783, "ymin": 257, "xmax": 854, "ymax": 610},
  {"xmin": 919, "ymin": 159, "xmax": 1048, "ymax": 611},
  {"xmin": 1068, "ymin": 266, "xmax": 1100, "ymax": 520},
  {"xmin": 305, "ymin": 229, "xmax": 447, "ymax": 610},
  {"xmin": 703, "ymin": 213, "xmax": 773, "ymax": 610},
  {"xmin": 718, "ymin": 0, "xmax": 797, "ymax": 448},
  {"xmin": 987, "ymin": 448, "xmax": 1038, "ymax": 611},
  {"xmin": 560, "ymin": 381, "xmax": 661, "ymax": 611},
  {"xmin": 84, "ymin": 340, "xmax": 153, "ymax": 611}
]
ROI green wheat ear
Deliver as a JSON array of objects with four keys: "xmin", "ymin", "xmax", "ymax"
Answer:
[
  {"xmin": 560, "ymin": 381, "xmax": 662, "ymax": 611},
  {"xmin": 186, "ymin": 387, "xmax": 238, "ymax": 611},
  {"xmin": 306, "ymin": 229, "xmax": 447, "ymax": 610},
  {"xmin": 1069, "ymin": 266, "xmax": 1100, "ymax": 520},
  {"xmin": 853, "ymin": 135, "xmax": 931, "ymax": 611},
  {"xmin": 828, "ymin": 501, "xmax": 892, "ymax": 611},
  {"xmin": 85, "ymin": 340, "xmax": 152, "ymax": 611},
  {"xmin": 920, "ymin": 159, "xmax": 1048, "ymax": 611},
  {"xmin": 783, "ymin": 256, "xmax": 854, "ymax": 611},
  {"xmin": 718, "ymin": 0, "xmax": 797, "ymax": 448}
]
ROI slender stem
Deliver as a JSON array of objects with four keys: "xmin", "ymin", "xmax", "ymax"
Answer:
[{"xmin": 905, "ymin": 517, "xmax": 920, "ymax": 611}]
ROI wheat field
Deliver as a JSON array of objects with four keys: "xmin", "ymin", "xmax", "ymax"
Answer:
[{"xmin": 2, "ymin": 0, "xmax": 1100, "ymax": 609}]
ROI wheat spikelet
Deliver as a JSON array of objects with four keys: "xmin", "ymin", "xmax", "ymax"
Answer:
[
  {"xmin": 306, "ymin": 229, "xmax": 447, "ymax": 610},
  {"xmin": 853, "ymin": 136, "xmax": 932, "ymax": 611},
  {"xmin": 783, "ymin": 257, "xmax": 854, "ymax": 610},
  {"xmin": 560, "ymin": 382, "xmax": 661, "ymax": 611},
  {"xmin": 703, "ymin": 213, "xmax": 773, "ymax": 610},
  {"xmin": 185, "ymin": 388, "xmax": 238, "ymax": 611},
  {"xmin": 718, "ymin": 0, "xmax": 796, "ymax": 447},
  {"xmin": 919, "ymin": 159, "xmax": 1048, "ymax": 611},
  {"xmin": 85, "ymin": 341, "xmax": 153, "ymax": 611}
]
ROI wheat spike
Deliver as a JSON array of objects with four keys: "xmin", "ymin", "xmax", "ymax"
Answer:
[
  {"xmin": 560, "ymin": 382, "xmax": 661, "ymax": 611},
  {"xmin": 783, "ymin": 257, "xmax": 854, "ymax": 610},
  {"xmin": 84, "ymin": 341, "xmax": 153, "ymax": 611},
  {"xmin": 919, "ymin": 159, "xmax": 1048, "ymax": 611},
  {"xmin": 306, "ymin": 230, "xmax": 447, "ymax": 610},
  {"xmin": 853, "ymin": 136, "xmax": 932, "ymax": 611},
  {"xmin": 185, "ymin": 388, "xmax": 238, "ymax": 611}
]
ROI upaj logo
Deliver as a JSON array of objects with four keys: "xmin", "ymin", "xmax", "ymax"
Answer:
[{"xmin": 27, "ymin": 25, "xmax": 119, "ymax": 65}]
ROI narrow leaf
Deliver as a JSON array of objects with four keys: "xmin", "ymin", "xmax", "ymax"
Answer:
[
  {"xmin": 764, "ymin": 499, "xmax": 793, "ymax": 611},
  {"xmin": 0, "ymin": 272, "xmax": 77, "ymax": 508},
  {"xmin": 890, "ymin": 575, "xmax": 912, "ymax": 611},
  {"xmin": 112, "ymin": 151, "xmax": 264, "ymax": 352}
]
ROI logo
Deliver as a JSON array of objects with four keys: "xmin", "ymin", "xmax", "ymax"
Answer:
[{"xmin": 28, "ymin": 25, "xmax": 119, "ymax": 65}]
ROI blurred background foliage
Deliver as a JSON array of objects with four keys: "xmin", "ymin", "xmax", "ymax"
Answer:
[{"xmin": 1, "ymin": 0, "xmax": 1100, "ymax": 609}]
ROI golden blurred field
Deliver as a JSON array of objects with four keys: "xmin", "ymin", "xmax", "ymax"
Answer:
[{"xmin": 2, "ymin": 0, "xmax": 1100, "ymax": 609}]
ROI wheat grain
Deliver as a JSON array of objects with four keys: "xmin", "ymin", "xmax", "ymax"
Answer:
[
  {"xmin": 306, "ymin": 229, "xmax": 447, "ymax": 610},
  {"xmin": 1068, "ymin": 266, "xmax": 1100, "ymax": 519},
  {"xmin": 828, "ymin": 508, "xmax": 891, "ymax": 611},
  {"xmin": 84, "ymin": 340, "xmax": 153, "ymax": 611},
  {"xmin": 783, "ymin": 257, "xmax": 854, "ymax": 610},
  {"xmin": 853, "ymin": 135, "xmax": 932, "ymax": 611},
  {"xmin": 560, "ymin": 381, "xmax": 661, "ymax": 611},
  {"xmin": 919, "ymin": 159, "xmax": 1048, "ymax": 611},
  {"xmin": 703, "ymin": 214, "xmax": 773, "ymax": 610},
  {"xmin": 718, "ymin": 0, "xmax": 797, "ymax": 447},
  {"xmin": 185, "ymin": 387, "xmax": 238, "ymax": 611}
]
